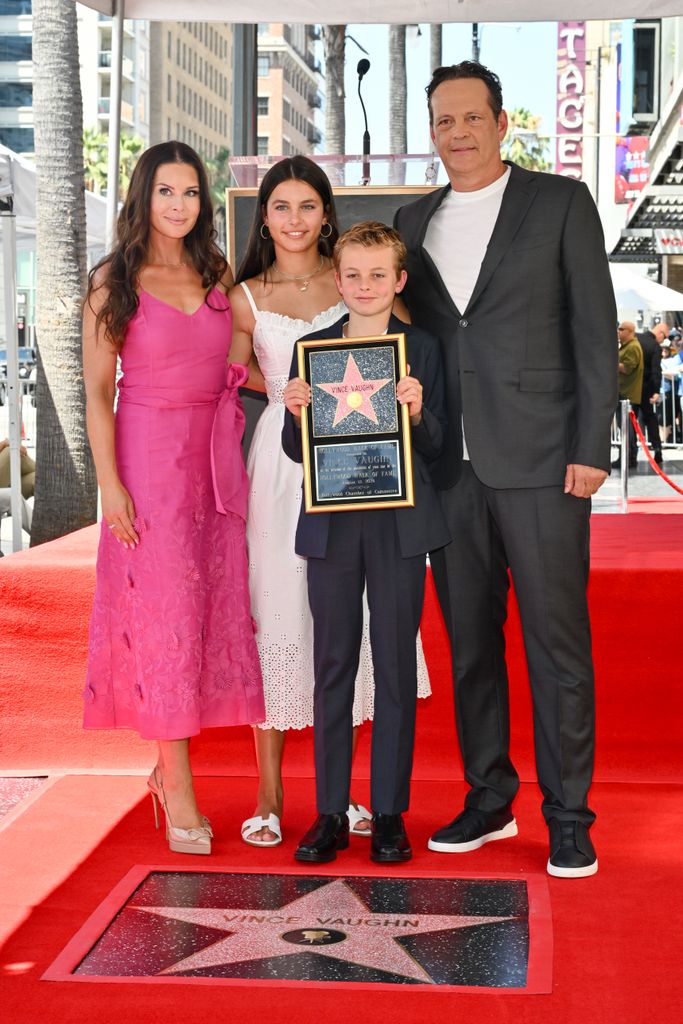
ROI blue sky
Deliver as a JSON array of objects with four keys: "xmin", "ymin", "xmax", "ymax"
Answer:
[{"xmin": 340, "ymin": 22, "xmax": 558, "ymax": 176}]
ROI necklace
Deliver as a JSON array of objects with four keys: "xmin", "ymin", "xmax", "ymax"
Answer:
[
  {"xmin": 147, "ymin": 258, "xmax": 189, "ymax": 269},
  {"xmin": 272, "ymin": 254, "xmax": 325, "ymax": 292}
]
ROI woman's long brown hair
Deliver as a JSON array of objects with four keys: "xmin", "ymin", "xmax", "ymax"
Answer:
[{"xmin": 86, "ymin": 141, "xmax": 227, "ymax": 351}]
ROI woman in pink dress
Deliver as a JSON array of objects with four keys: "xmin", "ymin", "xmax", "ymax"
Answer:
[{"xmin": 83, "ymin": 142, "xmax": 264, "ymax": 855}]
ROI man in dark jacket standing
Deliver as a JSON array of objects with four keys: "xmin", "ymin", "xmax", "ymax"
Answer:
[
  {"xmin": 395, "ymin": 61, "xmax": 617, "ymax": 878},
  {"xmin": 616, "ymin": 321, "xmax": 644, "ymax": 468},
  {"xmin": 636, "ymin": 323, "xmax": 666, "ymax": 464}
]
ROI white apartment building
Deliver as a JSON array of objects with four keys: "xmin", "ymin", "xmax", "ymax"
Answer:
[{"xmin": 77, "ymin": 6, "xmax": 151, "ymax": 145}]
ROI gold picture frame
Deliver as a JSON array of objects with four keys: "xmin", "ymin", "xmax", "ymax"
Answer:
[{"xmin": 297, "ymin": 332, "xmax": 414, "ymax": 514}]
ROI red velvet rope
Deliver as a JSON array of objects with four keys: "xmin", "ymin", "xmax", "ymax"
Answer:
[{"xmin": 628, "ymin": 410, "xmax": 683, "ymax": 497}]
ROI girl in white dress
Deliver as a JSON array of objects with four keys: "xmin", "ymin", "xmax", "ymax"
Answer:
[{"xmin": 230, "ymin": 157, "xmax": 430, "ymax": 846}]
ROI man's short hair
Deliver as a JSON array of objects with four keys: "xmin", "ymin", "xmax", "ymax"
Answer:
[
  {"xmin": 426, "ymin": 61, "xmax": 504, "ymax": 124},
  {"xmin": 333, "ymin": 221, "xmax": 407, "ymax": 274}
]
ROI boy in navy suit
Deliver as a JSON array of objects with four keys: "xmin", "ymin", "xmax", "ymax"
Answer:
[{"xmin": 282, "ymin": 222, "xmax": 449, "ymax": 863}]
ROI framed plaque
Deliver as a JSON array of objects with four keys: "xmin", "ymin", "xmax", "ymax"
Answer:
[{"xmin": 297, "ymin": 333, "xmax": 414, "ymax": 513}]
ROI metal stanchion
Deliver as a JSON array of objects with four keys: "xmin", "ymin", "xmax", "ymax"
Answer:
[{"xmin": 618, "ymin": 399, "xmax": 630, "ymax": 513}]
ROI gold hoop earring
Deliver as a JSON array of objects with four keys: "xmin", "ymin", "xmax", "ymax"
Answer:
[
  {"xmin": 320, "ymin": 223, "xmax": 333, "ymax": 239},
  {"xmin": 260, "ymin": 224, "xmax": 270, "ymax": 240}
]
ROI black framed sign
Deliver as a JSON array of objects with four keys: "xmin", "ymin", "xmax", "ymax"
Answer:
[
  {"xmin": 297, "ymin": 333, "xmax": 414, "ymax": 513},
  {"xmin": 226, "ymin": 185, "xmax": 436, "ymax": 271}
]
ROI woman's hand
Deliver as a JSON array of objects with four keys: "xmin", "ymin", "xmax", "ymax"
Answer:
[
  {"xmin": 283, "ymin": 377, "xmax": 311, "ymax": 423},
  {"xmin": 101, "ymin": 480, "xmax": 139, "ymax": 548},
  {"xmin": 397, "ymin": 364, "xmax": 423, "ymax": 424}
]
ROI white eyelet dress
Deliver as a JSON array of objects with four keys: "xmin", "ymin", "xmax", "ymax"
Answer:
[{"xmin": 241, "ymin": 282, "xmax": 432, "ymax": 731}]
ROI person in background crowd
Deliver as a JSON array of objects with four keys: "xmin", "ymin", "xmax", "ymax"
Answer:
[
  {"xmin": 0, "ymin": 438, "xmax": 35, "ymax": 498},
  {"xmin": 614, "ymin": 321, "xmax": 644, "ymax": 469},
  {"xmin": 661, "ymin": 332, "xmax": 683, "ymax": 443},
  {"xmin": 636, "ymin": 323, "xmax": 665, "ymax": 464},
  {"xmin": 0, "ymin": 437, "xmax": 34, "ymax": 549}
]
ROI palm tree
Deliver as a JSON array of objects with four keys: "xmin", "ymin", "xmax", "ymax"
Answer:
[
  {"xmin": 83, "ymin": 126, "xmax": 108, "ymax": 195},
  {"xmin": 430, "ymin": 24, "xmax": 442, "ymax": 75},
  {"xmin": 31, "ymin": 0, "xmax": 97, "ymax": 545},
  {"xmin": 322, "ymin": 26, "xmax": 346, "ymax": 154},
  {"xmin": 83, "ymin": 127, "xmax": 144, "ymax": 199},
  {"xmin": 501, "ymin": 108, "xmax": 552, "ymax": 172},
  {"xmin": 118, "ymin": 134, "xmax": 144, "ymax": 196},
  {"xmin": 388, "ymin": 26, "xmax": 407, "ymax": 185},
  {"xmin": 203, "ymin": 145, "xmax": 231, "ymax": 252}
]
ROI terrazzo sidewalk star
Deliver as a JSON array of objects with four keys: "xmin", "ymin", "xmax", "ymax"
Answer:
[{"xmin": 45, "ymin": 868, "xmax": 552, "ymax": 991}]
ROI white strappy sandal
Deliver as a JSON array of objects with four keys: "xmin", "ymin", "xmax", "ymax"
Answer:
[
  {"xmin": 241, "ymin": 813, "xmax": 283, "ymax": 847},
  {"xmin": 347, "ymin": 803, "xmax": 372, "ymax": 836}
]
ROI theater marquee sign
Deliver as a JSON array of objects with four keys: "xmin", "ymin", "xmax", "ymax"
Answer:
[
  {"xmin": 556, "ymin": 21, "xmax": 586, "ymax": 180},
  {"xmin": 655, "ymin": 230, "xmax": 683, "ymax": 254}
]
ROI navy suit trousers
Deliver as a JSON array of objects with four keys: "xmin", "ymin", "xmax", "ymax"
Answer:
[{"xmin": 306, "ymin": 508, "xmax": 426, "ymax": 815}]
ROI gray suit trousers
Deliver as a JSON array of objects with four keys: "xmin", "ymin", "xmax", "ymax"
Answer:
[{"xmin": 430, "ymin": 463, "xmax": 596, "ymax": 825}]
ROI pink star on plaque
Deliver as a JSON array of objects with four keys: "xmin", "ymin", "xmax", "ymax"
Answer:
[{"xmin": 316, "ymin": 353, "xmax": 391, "ymax": 427}]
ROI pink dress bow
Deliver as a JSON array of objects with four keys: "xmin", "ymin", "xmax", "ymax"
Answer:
[{"xmin": 210, "ymin": 362, "xmax": 250, "ymax": 521}]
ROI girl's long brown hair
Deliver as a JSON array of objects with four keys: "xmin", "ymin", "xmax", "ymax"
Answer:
[
  {"xmin": 235, "ymin": 156, "xmax": 339, "ymax": 285},
  {"xmin": 87, "ymin": 141, "xmax": 227, "ymax": 350}
]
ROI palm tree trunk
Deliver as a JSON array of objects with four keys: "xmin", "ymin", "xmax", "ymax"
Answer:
[
  {"xmin": 388, "ymin": 26, "xmax": 407, "ymax": 185},
  {"xmin": 31, "ymin": 0, "xmax": 97, "ymax": 545},
  {"xmin": 322, "ymin": 26, "xmax": 346, "ymax": 155},
  {"xmin": 430, "ymin": 24, "xmax": 443, "ymax": 75}
]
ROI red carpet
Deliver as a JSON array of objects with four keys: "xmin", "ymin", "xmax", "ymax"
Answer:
[
  {"xmin": 1, "ymin": 517, "xmax": 682, "ymax": 1020},
  {"xmin": 1, "ymin": 517, "xmax": 681, "ymax": 783},
  {"xmin": 1, "ymin": 774, "xmax": 682, "ymax": 1022}
]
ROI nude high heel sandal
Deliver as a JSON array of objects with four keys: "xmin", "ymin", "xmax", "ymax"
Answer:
[{"xmin": 147, "ymin": 768, "xmax": 212, "ymax": 856}]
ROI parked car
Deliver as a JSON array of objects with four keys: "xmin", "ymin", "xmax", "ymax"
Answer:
[{"xmin": 0, "ymin": 347, "xmax": 37, "ymax": 375}]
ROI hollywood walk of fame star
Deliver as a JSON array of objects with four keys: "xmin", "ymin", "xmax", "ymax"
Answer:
[
  {"xmin": 315, "ymin": 354, "xmax": 392, "ymax": 428},
  {"xmin": 134, "ymin": 878, "xmax": 515, "ymax": 984}
]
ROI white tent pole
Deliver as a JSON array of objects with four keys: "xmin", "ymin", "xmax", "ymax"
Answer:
[
  {"xmin": 105, "ymin": 0, "xmax": 124, "ymax": 247},
  {"xmin": 1, "ymin": 207, "xmax": 23, "ymax": 553}
]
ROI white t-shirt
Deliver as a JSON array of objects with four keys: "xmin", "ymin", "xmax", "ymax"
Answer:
[
  {"xmin": 424, "ymin": 167, "xmax": 511, "ymax": 314},
  {"xmin": 424, "ymin": 168, "xmax": 510, "ymax": 458}
]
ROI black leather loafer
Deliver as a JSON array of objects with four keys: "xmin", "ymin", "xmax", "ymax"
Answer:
[
  {"xmin": 370, "ymin": 813, "xmax": 412, "ymax": 863},
  {"xmin": 294, "ymin": 812, "xmax": 349, "ymax": 863}
]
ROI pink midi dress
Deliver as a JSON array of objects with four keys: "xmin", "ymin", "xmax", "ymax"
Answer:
[{"xmin": 83, "ymin": 287, "xmax": 265, "ymax": 740}]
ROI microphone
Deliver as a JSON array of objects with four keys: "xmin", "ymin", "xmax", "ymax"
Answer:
[{"xmin": 357, "ymin": 60, "xmax": 371, "ymax": 185}]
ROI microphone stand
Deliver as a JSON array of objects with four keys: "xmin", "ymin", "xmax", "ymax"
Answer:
[{"xmin": 358, "ymin": 67, "xmax": 371, "ymax": 186}]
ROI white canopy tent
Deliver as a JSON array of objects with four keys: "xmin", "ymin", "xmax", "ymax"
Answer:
[
  {"xmin": 72, "ymin": 0, "xmax": 681, "ymax": 247},
  {"xmin": 0, "ymin": 143, "xmax": 107, "ymax": 254},
  {"xmin": 1, "ymin": 146, "xmax": 107, "ymax": 552},
  {"xmin": 610, "ymin": 264, "xmax": 683, "ymax": 315},
  {"xmin": 77, "ymin": 1, "xmax": 680, "ymax": 22}
]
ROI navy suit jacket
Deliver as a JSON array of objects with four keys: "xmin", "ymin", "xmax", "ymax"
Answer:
[
  {"xmin": 395, "ymin": 162, "xmax": 618, "ymax": 491},
  {"xmin": 282, "ymin": 314, "xmax": 451, "ymax": 559}
]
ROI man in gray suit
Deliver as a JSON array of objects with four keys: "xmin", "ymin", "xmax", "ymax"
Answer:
[{"xmin": 395, "ymin": 62, "xmax": 617, "ymax": 878}]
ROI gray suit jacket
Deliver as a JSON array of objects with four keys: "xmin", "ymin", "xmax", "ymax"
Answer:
[{"xmin": 395, "ymin": 162, "xmax": 618, "ymax": 490}]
